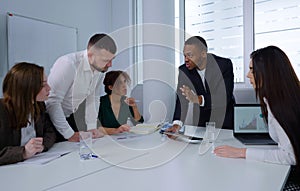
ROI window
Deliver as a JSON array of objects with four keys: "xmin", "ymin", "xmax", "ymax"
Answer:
[
  {"xmin": 133, "ymin": 0, "xmax": 143, "ymax": 84},
  {"xmin": 133, "ymin": 1, "xmax": 300, "ymax": 85},
  {"xmin": 185, "ymin": 0, "xmax": 244, "ymax": 82},
  {"xmin": 254, "ymin": 0, "xmax": 300, "ymax": 78}
]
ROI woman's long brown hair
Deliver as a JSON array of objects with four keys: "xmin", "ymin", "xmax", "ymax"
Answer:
[{"xmin": 2, "ymin": 62, "xmax": 44, "ymax": 129}]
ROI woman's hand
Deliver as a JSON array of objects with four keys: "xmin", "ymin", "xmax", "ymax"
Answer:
[
  {"xmin": 213, "ymin": 145, "xmax": 246, "ymax": 158},
  {"xmin": 124, "ymin": 97, "xmax": 137, "ymax": 107},
  {"xmin": 23, "ymin": 137, "xmax": 44, "ymax": 159},
  {"xmin": 116, "ymin": 124, "xmax": 131, "ymax": 133}
]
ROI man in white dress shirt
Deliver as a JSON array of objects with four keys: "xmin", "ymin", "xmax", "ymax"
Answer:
[{"xmin": 46, "ymin": 33, "xmax": 116, "ymax": 142}]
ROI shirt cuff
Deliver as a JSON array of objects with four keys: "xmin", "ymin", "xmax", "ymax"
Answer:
[
  {"xmin": 63, "ymin": 128, "xmax": 75, "ymax": 139},
  {"xmin": 246, "ymin": 148, "xmax": 265, "ymax": 162},
  {"xmin": 172, "ymin": 120, "xmax": 183, "ymax": 127},
  {"xmin": 86, "ymin": 123, "xmax": 97, "ymax": 130},
  {"xmin": 199, "ymin": 95, "xmax": 205, "ymax": 106}
]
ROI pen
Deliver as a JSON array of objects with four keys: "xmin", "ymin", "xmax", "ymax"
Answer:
[
  {"xmin": 60, "ymin": 152, "xmax": 71, "ymax": 157},
  {"xmin": 117, "ymin": 136, "xmax": 127, "ymax": 140},
  {"xmin": 116, "ymin": 135, "xmax": 139, "ymax": 140},
  {"xmin": 91, "ymin": 154, "xmax": 99, "ymax": 158}
]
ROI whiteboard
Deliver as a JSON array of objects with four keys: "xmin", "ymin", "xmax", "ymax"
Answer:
[{"xmin": 7, "ymin": 13, "xmax": 77, "ymax": 75}]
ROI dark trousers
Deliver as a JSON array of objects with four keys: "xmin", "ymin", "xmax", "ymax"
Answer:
[{"xmin": 55, "ymin": 113, "xmax": 79, "ymax": 142}]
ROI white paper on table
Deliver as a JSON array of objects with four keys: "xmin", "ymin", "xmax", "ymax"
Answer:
[
  {"xmin": 129, "ymin": 123, "xmax": 161, "ymax": 134},
  {"xmin": 18, "ymin": 150, "xmax": 72, "ymax": 165}
]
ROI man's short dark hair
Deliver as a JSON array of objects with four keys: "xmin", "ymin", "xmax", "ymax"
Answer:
[
  {"xmin": 88, "ymin": 33, "xmax": 117, "ymax": 54},
  {"xmin": 185, "ymin": 36, "xmax": 208, "ymax": 51}
]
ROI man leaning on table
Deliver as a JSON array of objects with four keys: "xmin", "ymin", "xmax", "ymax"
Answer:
[
  {"xmin": 169, "ymin": 36, "xmax": 235, "ymax": 132},
  {"xmin": 46, "ymin": 33, "xmax": 117, "ymax": 142}
]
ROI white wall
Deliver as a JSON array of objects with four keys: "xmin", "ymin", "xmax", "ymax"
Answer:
[
  {"xmin": 142, "ymin": 0, "xmax": 176, "ymax": 122},
  {"xmin": 0, "ymin": 0, "xmax": 137, "ymax": 97},
  {"xmin": 0, "ymin": 0, "xmax": 112, "ymax": 97},
  {"xmin": 110, "ymin": 0, "xmax": 134, "ymax": 72},
  {"xmin": 0, "ymin": 0, "xmax": 112, "ymax": 49}
]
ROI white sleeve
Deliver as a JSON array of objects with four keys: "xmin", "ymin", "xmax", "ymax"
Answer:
[
  {"xmin": 46, "ymin": 56, "xmax": 75, "ymax": 139},
  {"xmin": 246, "ymin": 144, "xmax": 295, "ymax": 165},
  {"xmin": 246, "ymin": 107, "xmax": 295, "ymax": 165},
  {"xmin": 85, "ymin": 74, "xmax": 103, "ymax": 130}
]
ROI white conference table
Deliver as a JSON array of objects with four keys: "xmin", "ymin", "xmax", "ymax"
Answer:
[{"xmin": 0, "ymin": 128, "xmax": 290, "ymax": 191}]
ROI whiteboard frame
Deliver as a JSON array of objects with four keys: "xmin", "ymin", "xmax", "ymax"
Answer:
[{"xmin": 7, "ymin": 13, "xmax": 78, "ymax": 75}]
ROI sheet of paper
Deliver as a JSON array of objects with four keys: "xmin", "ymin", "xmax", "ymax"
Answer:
[{"xmin": 18, "ymin": 149, "xmax": 73, "ymax": 165}]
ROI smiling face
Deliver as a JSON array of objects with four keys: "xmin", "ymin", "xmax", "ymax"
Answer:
[
  {"xmin": 36, "ymin": 73, "xmax": 51, "ymax": 101},
  {"xmin": 247, "ymin": 59, "xmax": 256, "ymax": 89},
  {"xmin": 183, "ymin": 44, "xmax": 206, "ymax": 70},
  {"xmin": 88, "ymin": 48, "xmax": 115, "ymax": 72}
]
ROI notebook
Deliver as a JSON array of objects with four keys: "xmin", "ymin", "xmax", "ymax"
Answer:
[{"xmin": 233, "ymin": 104, "xmax": 277, "ymax": 145}]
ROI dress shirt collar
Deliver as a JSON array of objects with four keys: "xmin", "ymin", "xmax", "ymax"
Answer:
[
  {"xmin": 83, "ymin": 50, "xmax": 91, "ymax": 72},
  {"xmin": 197, "ymin": 68, "xmax": 206, "ymax": 77}
]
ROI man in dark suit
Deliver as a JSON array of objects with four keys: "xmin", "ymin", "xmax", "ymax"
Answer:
[{"xmin": 170, "ymin": 36, "xmax": 235, "ymax": 132}]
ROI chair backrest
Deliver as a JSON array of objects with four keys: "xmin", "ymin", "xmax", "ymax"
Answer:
[
  {"xmin": 130, "ymin": 84, "xmax": 143, "ymax": 115},
  {"xmin": 142, "ymin": 79, "xmax": 176, "ymax": 123}
]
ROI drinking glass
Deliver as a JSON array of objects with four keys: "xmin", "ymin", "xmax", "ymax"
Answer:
[
  {"xmin": 205, "ymin": 122, "xmax": 216, "ymax": 143},
  {"xmin": 79, "ymin": 131, "xmax": 93, "ymax": 160}
]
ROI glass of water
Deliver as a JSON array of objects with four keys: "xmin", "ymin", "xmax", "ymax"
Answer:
[
  {"xmin": 205, "ymin": 122, "xmax": 216, "ymax": 143},
  {"xmin": 79, "ymin": 131, "xmax": 93, "ymax": 160}
]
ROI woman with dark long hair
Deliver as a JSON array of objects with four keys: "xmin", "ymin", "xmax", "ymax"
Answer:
[
  {"xmin": 214, "ymin": 46, "xmax": 300, "ymax": 188},
  {"xmin": 98, "ymin": 70, "xmax": 144, "ymax": 135},
  {"xmin": 0, "ymin": 62, "xmax": 56, "ymax": 165}
]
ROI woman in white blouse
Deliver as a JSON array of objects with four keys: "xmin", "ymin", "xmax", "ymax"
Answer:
[{"xmin": 214, "ymin": 46, "xmax": 300, "ymax": 189}]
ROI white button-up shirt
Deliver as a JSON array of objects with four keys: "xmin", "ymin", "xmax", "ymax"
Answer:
[
  {"xmin": 20, "ymin": 118, "xmax": 36, "ymax": 146},
  {"xmin": 246, "ymin": 98, "xmax": 296, "ymax": 165},
  {"xmin": 46, "ymin": 50, "xmax": 104, "ymax": 139}
]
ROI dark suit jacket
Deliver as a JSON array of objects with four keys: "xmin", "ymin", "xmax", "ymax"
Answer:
[
  {"xmin": 98, "ymin": 95, "xmax": 144, "ymax": 128},
  {"xmin": 173, "ymin": 53, "xmax": 235, "ymax": 129},
  {"xmin": 0, "ymin": 100, "xmax": 56, "ymax": 165}
]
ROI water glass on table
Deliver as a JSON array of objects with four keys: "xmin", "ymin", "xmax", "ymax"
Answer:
[
  {"xmin": 79, "ymin": 131, "xmax": 93, "ymax": 160},
  {"xmin": 205, "ymin": 122, "xmax": 216, "ymax": 143}
]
